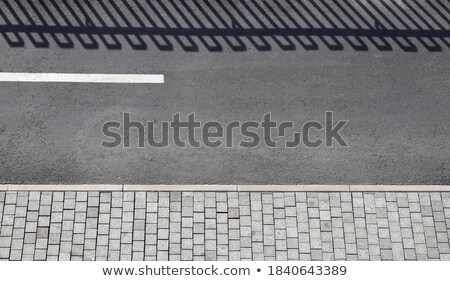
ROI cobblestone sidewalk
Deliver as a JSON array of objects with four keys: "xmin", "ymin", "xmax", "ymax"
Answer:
[{"xmin": 1, "ymin": 191, "xmax": 449, "ymax": 261}]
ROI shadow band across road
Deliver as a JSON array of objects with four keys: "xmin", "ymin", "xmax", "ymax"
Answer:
[{"xmin": 0, "ymin": 0, "xmax": 449, "ymax": 52}]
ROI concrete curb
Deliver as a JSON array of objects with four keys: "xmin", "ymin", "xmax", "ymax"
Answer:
[
  {"xmin": 350, "ymin": 185, "xmax": 450, "ymax": 192},
  {"xmin": 1, "ymin": 184, "xmax": 450, "ymax": 192},
  {"xmin": 7, "ymin": 184, "xmax": 122, "ymax": 191},
  {"xmin": 238, "ymin": 185, "xmax": 350, "ymax": 192},
  {"xmin": 123, "ymin": 185, "xmax": 237, "ymax": 191}
]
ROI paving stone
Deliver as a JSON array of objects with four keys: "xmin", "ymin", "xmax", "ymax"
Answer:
[{"xmin": 2, "ymin": 191, "xmax": 450, "ymax": 260}]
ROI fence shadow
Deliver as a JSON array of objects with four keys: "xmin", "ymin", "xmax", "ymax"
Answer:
[{"xmin": 0, "ymin": 0, "xmax": 449, "ymax": 52}]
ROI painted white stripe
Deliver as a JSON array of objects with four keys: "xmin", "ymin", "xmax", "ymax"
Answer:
[
  {"xmin": 0, "ymin": 72, "xmax": 164, "ymax": 84},
  {"xmin": 1, "ymin": 184, "xmax": 450, "ymax": 192}
]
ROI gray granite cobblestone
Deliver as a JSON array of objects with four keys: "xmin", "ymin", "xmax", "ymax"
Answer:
[{"xmin": 0, "ymin": 192, "xmax": 449, "ymax": 260}]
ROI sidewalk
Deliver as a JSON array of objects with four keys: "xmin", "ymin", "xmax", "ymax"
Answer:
[{"xmin": 1, "ymin": 191, "xmax": 449, "ymax": 261}]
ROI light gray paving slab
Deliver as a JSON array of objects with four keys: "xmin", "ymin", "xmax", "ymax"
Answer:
[{"xmin": 1, "ymin": 191, "xmax": 450, "ymax": 260}]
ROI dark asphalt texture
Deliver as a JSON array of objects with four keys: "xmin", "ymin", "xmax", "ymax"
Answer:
[{"xmin": 0, "ymin": 0, "xmax": 449, "ymax": 184}]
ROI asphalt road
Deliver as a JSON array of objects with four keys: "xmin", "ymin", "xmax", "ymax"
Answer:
[{"xmin": 0, "ymin": 0, "xmax": 449, "ymax": 184}]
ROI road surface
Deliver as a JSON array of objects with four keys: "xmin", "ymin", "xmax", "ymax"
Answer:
[{"xmin": 0, "ymin": 0, "xmax": 449, "ymax": 184}]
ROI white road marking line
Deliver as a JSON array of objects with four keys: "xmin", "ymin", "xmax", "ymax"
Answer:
[
  {"xmin": 1, "ymin": 184, "xmax": 450, "ymax": 191},
  {"xmin": 0, "ymin": 72, "xmax": 164, "ymax": 83}
]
